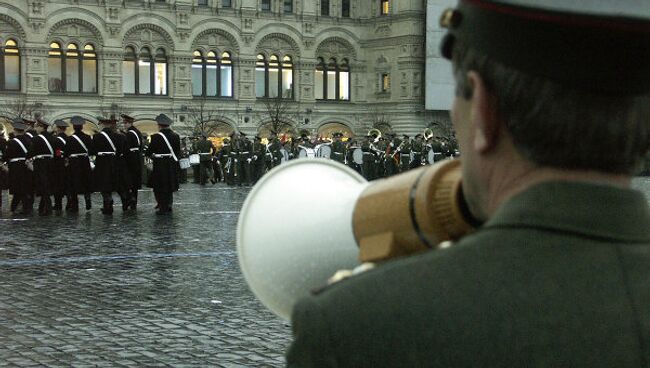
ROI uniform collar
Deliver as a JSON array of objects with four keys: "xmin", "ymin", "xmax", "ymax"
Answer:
[{"xmin": 485, "ymin": 180, "xmax": 650, "ymax": 242}]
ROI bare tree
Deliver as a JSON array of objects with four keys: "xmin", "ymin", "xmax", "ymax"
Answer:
[
  {"xmin": 186, "ymin": 97, "xmax": 228, "ymax": 136},
  {"xmin": 369, "ymin": 107, "xmax": 393, "ymax": 135},
  {"xmin": 429, "ymin": 118, "xmax": 455, "ymax": 140},
  {"xmin": 258, "ymin": 96, "xmax": 298, "ymax": 135},
  {"xmin": 0, "ymin": 95, "xmax": 47, "ymax": 120}
]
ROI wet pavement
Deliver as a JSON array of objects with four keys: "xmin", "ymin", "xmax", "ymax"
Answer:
[
  {"xmin": 0, "ymin": 183, "xmax": 291, "ymax": 367},
  {"xmin": 3, "ymin": 178, "xmax": 650, "ymax": 367}
]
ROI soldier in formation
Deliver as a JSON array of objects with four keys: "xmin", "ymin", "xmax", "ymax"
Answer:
[{"xmin": 145, "ymin": 114, "xmax": 180, "ymax": 215}]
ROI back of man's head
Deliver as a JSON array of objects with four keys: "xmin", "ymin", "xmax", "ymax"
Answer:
[{"xmin": 445, "ymin": 0, "xmax": 650, "ymax": 175}]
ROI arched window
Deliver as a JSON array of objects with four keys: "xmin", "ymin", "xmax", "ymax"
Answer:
[
  {"xmin": 192, "ymin": 50, "xmax": 234, "ymax": 98},
  {"xmin": 123, "ymin": 46, "xmax": 168, "ymax": 95},
  {"xmin": 0, "ymin": 39, "xmax": 20, "ymax": 91},
  {"xmin": 48, "ymin": 42, "xmax": 97, "ymax": 93},
  {"xmin": 315, "ymin": 57, "xmax": 350, "ymax": 101},
  {"xmin": 256, "ymin": 53, "xmax": 293, "ymax": 99}
]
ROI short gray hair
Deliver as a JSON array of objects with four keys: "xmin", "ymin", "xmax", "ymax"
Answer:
[{"xmin": 452, "ymin": 42, "xmax": 650, "ymax": 175}]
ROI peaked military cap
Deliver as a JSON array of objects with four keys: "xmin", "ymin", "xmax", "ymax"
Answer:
[
  {"xmin": 121, "ymin": 114, "xmax": 135, "ymax": 122},
  {"xmin": 96, "ymin": 116, "xmax": 116, "ymax": 124},
  {"xmin": 54, "ymin": 119, "xmax": 69, "ymax": 128},
  {"xmin": 22, "ymin": 118, "xmax": 35, "ymax": 126},
  {"xmin": 35, "ymin": 117, "xmax": 50, "ymax": 127},
  {"xmin": 440, "ymin": 0, "xmax": 650, "ymax": 95},
  {"xmin": 155, "ymin": 114, "xmax": 173, "ymax": 126},
  {"xmin": 11, "ymin": 118, "xmax": 27, "ymax": 131},
  {"xmin": 70, "ymin": 116, "xmax": 85, "ymax": 126}
]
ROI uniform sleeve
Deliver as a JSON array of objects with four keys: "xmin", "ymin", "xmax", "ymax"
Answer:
[{"xmin": 286, "ymin": 297, "xmax": 338, "ymax": 368}]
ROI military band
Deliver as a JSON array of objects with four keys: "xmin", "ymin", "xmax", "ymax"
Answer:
[{"xmin": 0, "ymin": 115, "xmax": 458, "ymax": 215}]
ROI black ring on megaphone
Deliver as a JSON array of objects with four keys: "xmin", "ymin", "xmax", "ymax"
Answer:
[{"xmin": 409, "ymin": 169, "xmax": 434, "ymax": 249}]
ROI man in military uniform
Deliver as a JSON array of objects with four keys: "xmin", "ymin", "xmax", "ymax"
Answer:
[
  {"xmin": 122, "ymin": 114, "xmax": 143, "ymax": 210},
  {"xmin": 0, "ymin": 129, "xmax": 8, "ymax": 209},
  {"xmin": 28, "ymin": 118, "xmax": 55, "ymax": 216},
  {"xmin": 146, "ymin": 114, "xmax": 180, "ymax": 214},
  {"xmin": 360, "ymin": 135, "xmax": 376, "ymax": 181},
  {"xmin": 51, "ymin": 119, "xmax": 69, "ymax": 212},
  {"xmin": 238, "ymin": 133, "xmax": 253, "ymax": 186},
  {"xmin": 383, "ymin": 133, "xmax": 399, "ymax": 176},
  {"xmin": 288, "ymin": 1, "xmax": 650, "ymax": 366},
  {"xmin": 266, "ymin": 131, "xmax": 283, "ymax": 170},
  {"xmin": 330, "ymin": 132, "xmax": 346, "ymax": 164},
  {"xmin": 398, "ymin": 134, "xmax": 411, "ymax": 172},
  {"xmin": 65, "ymin": 116, "xmax": 93, "ymax": 212},
  {"xmin": 92, "ymin": 116, "xmax": 129, "ymax": 215},
  {"xmin": 409, "ymin": 133, "xmax": 425, "ymax": 169},
  {"xmin": 4, "ymin": 119, "xmax": 33, "ymax": 214},
  {"xmin": 195, "ymin": 134, "xmax": 214, "ymax": 185},
  {"xmin": 251, "ymin": 135, "xmax": 266, "ymax": 184}
]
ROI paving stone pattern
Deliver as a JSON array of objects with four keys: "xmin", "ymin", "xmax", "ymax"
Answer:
[{"xmin": 0, "ymin": 184, "xmax": 291, "ymax": 367}]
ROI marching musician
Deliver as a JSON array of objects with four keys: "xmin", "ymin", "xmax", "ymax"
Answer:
[
  {"xmin": 28, "ymin": 118, "xmax": 55, "ymax": 216},
  {"xmin": 398, "ymin": 134, "xmax": 411, "ymax": 172},
  {"xmin": 330, "ymin": 132, "xmax": 346, "ymax": 164},
  {"xmin": 122, "ymin": 114, "xmax": 143, "ymax": 210},
  {"xmin": 146, "ymin": 114, "xmax": 180, "ymax": 215},
  {"xmin": 5, "ymin": 119, "xmax": 33, "ymax": 215},
  {"xmin": 51, "ymin": 119, "xmax": 69, "ymax": 212},
  {"xmin": 251, "ymin": 135, "xmax": 266, "ymax": 185},
  {"xmin": 410, "ymin": 133, "xmax": 425, "ymax": 169},
  {"xmin": 65, "ymin": 116, "xmax": 94, "ymax": 212}
]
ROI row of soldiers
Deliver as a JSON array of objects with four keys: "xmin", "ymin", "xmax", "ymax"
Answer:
[
  {"xmin": 0, "ymin": 113, "xmax": 180, "ymax": 215},
  {"xmin": 186, "ymin": 130, "xmax": 458, "ymax": 185}
]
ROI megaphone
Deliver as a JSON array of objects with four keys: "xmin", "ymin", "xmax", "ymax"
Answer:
[{"xmin": 237, "ymin": 159, "xmax": 477, "ymax": 320}]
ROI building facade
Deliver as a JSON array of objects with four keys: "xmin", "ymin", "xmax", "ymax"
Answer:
[{"xmin": 0, "ymin": 0, "xmax": 448, "ymax": 138}]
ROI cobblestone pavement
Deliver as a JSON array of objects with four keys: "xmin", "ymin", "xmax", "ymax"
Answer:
[{"xmin": 0, "ymin": 184, "xmax": 291, "ymax": 367}]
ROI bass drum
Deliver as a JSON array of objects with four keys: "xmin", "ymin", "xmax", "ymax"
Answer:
[
  {"xmin": 298, "ymin": 147, "xmax": 316, "ymax": 159},
  {"xmin": 189, "ymin": 154, "xmax": 200, "ymax": 166},
  {"xmin": 352, "ymin": 148, "xmax": 364, "ymax": 165},
  {"xmin": 280, "ymin": 148, "xmax": 290, "ymax": 163},
  {"xmin": 427, "ymin": 149, "xmax": 435, "ymax": 165},
  {"xmin": 316, "ymin": 144, "xmax": 332, "ymax": 159},
  {"xmin": 179, "ymin": 158, "xmax": 191, "ymax": 169}
]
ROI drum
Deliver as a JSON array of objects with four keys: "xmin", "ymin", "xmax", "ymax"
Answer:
[
  {"xmin": 298, "ymin": 148, "xmax": 316, "ymax": 159},
  {"xmin": 179, "ymin": 158, "xmax": 191, "ymax": 169},
  {"xmin": 427, "ymin": 150, "xmax": 435, "ymax": 165},
  {"xmin": 316, "ymin": 144, "xmax": 332, "ymax": 159},
  {"xmin": 280, "ymin": 148, "xmax": 290, "ymax": 163},
  {"xmin": 189, "ymin": 154, "xmax": 200, "ymax": 165},
  {"xmin": 352, "ymin": 148, "xmax": 363, "ymax": 165}
]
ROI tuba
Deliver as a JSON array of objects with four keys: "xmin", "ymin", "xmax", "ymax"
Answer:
[
  {"xmin": 368, "ymin": 128, "xmax": 382, "ymax": 143},
  {"xmin": 424, "ymin": 128, "xmax": 434, "ymax": 140}
]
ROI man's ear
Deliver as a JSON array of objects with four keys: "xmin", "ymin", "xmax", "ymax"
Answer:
[{"xmin": 467, "ymin": 71, "xmax": 499, "ymax": 153}]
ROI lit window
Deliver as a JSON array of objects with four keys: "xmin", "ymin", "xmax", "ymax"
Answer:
[
  {"xmin": 256, "ymin": 53, "xmax": 293, "ymax": 99},
  {"xmin": 381, "ymin": 73, "xmax": 390, "ymax": 92},
  {"xmin": 315, "ymin": 57, "xmax": 350, "ymax": 101},
  {"xmin": 192, "ymin": 49, "xmax": 234, "ymax": 98},
  {"xmin": 47, "ymin": 41, "xmax": 96, "ymax": 93},
  {"xmin": 1, "ymin": 39, "xmax": 20, "ymax": 91},
  {"xmin": 381, "ymin": 0, "xmax": 389, "ymax": 15},
  {"xmin": 122, "ymin": 46, "xmax": 167, "ymax": 95}
]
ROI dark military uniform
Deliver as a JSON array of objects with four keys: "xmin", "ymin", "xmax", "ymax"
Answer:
[
  {"xmin": 28, "ymin": 130, "xmax": 55, "ymax": 215},
  {"xmin": 251, "ymin": 138, "xmax": 266, "ymax": 184},
  {"xmin": 92, "ymin": 126, "xmax": 129, "ymax": 214},
  {"xmin": 195, "ymin": 137, "xmax": 214, "ymax": 185},
  {"xmin": 124, "ymin": 126, "xmax": 143, "ymax": 208},
  {"xmin": 5, "ymin": 129, "xmax": 33, "ymax": 214},
  {"xmin": 266, "ymin": 137, "xmax": 283, "ymax": 171},
  {"xmin": 410, "ymin": 139, "xmax": 424, "ymax": 169},
  {"xmin": 239, "ymin": 136, "xmax": 253, "ymax": 186},
  {"xmin": 0, "ymin": 136, "xmax": 7, "ymax": 209},
  {"xmin": 331, "ymin": 138, "xmax": 346, "ymax": 164},
  {"xmin": 360, "ymin": 140, "xmax": 376, "ymax": 181},
  {"xmin": 398, "ymin": 139, "xmax": 412, "ymax": 173},
  {"xmin": 146, "ymin": 116, "xmax": 180, "ymax": 214},
  {"xmin": 65, "ymin": 121, "xmax": 94, "ymax": 212},
  {"xmin": 51, "ymin": 131, "xmax": 68, "ymax": 211},
  {"xmin": 288, "ymin": 182, "xmax": 650, "ymax": 367}
]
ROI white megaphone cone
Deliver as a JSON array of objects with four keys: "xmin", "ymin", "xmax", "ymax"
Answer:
[{"xmin": 237, "ymin": 159, "xmax": 368, "ymax": 320}]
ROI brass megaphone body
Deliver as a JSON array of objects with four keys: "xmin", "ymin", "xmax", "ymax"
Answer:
[{"xmin": 237, "ymin": 159, "xmax": 475, "ymax": 320}]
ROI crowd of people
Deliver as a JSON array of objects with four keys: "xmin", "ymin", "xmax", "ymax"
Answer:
[
  {"xmin": 185, "ymin": 130, "xmax": 459, "ymax": 186},
  {"xmin": 0, "ymin": 113, "xmax": 458, "ymax": 215},
  {"xmin": 0, "ymin": 113, "xmax": 180, "ymax": 216}
]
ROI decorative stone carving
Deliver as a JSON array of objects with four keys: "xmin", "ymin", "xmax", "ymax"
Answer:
[
  {"xmin": 316, "ymin": 37, "xmax": 355, "ymax": 60},
  {"xmin": 0, "ymin": 15, "xmax": 25, "ymax": 39},
  {"xmin": 244, "ymin": 19, "xmax": 253, "ymax": 30},
  {"xmin": 192, "ymin": 29, "xmax": 239, "ymax": 53},
  {"xmin": 48, "ymin": 19, "xmax": 103, "ymax": 44},
  {"xmin": 375, "ymin": 25, "xmax": 391, "ymax": 37},
  {"xmin": 257, "ymin": 33, "xmax": 300, "ymax": 57},
  {"xmin": 123, "ymin": 24, "xmax": 174, "ymax": 50}
]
